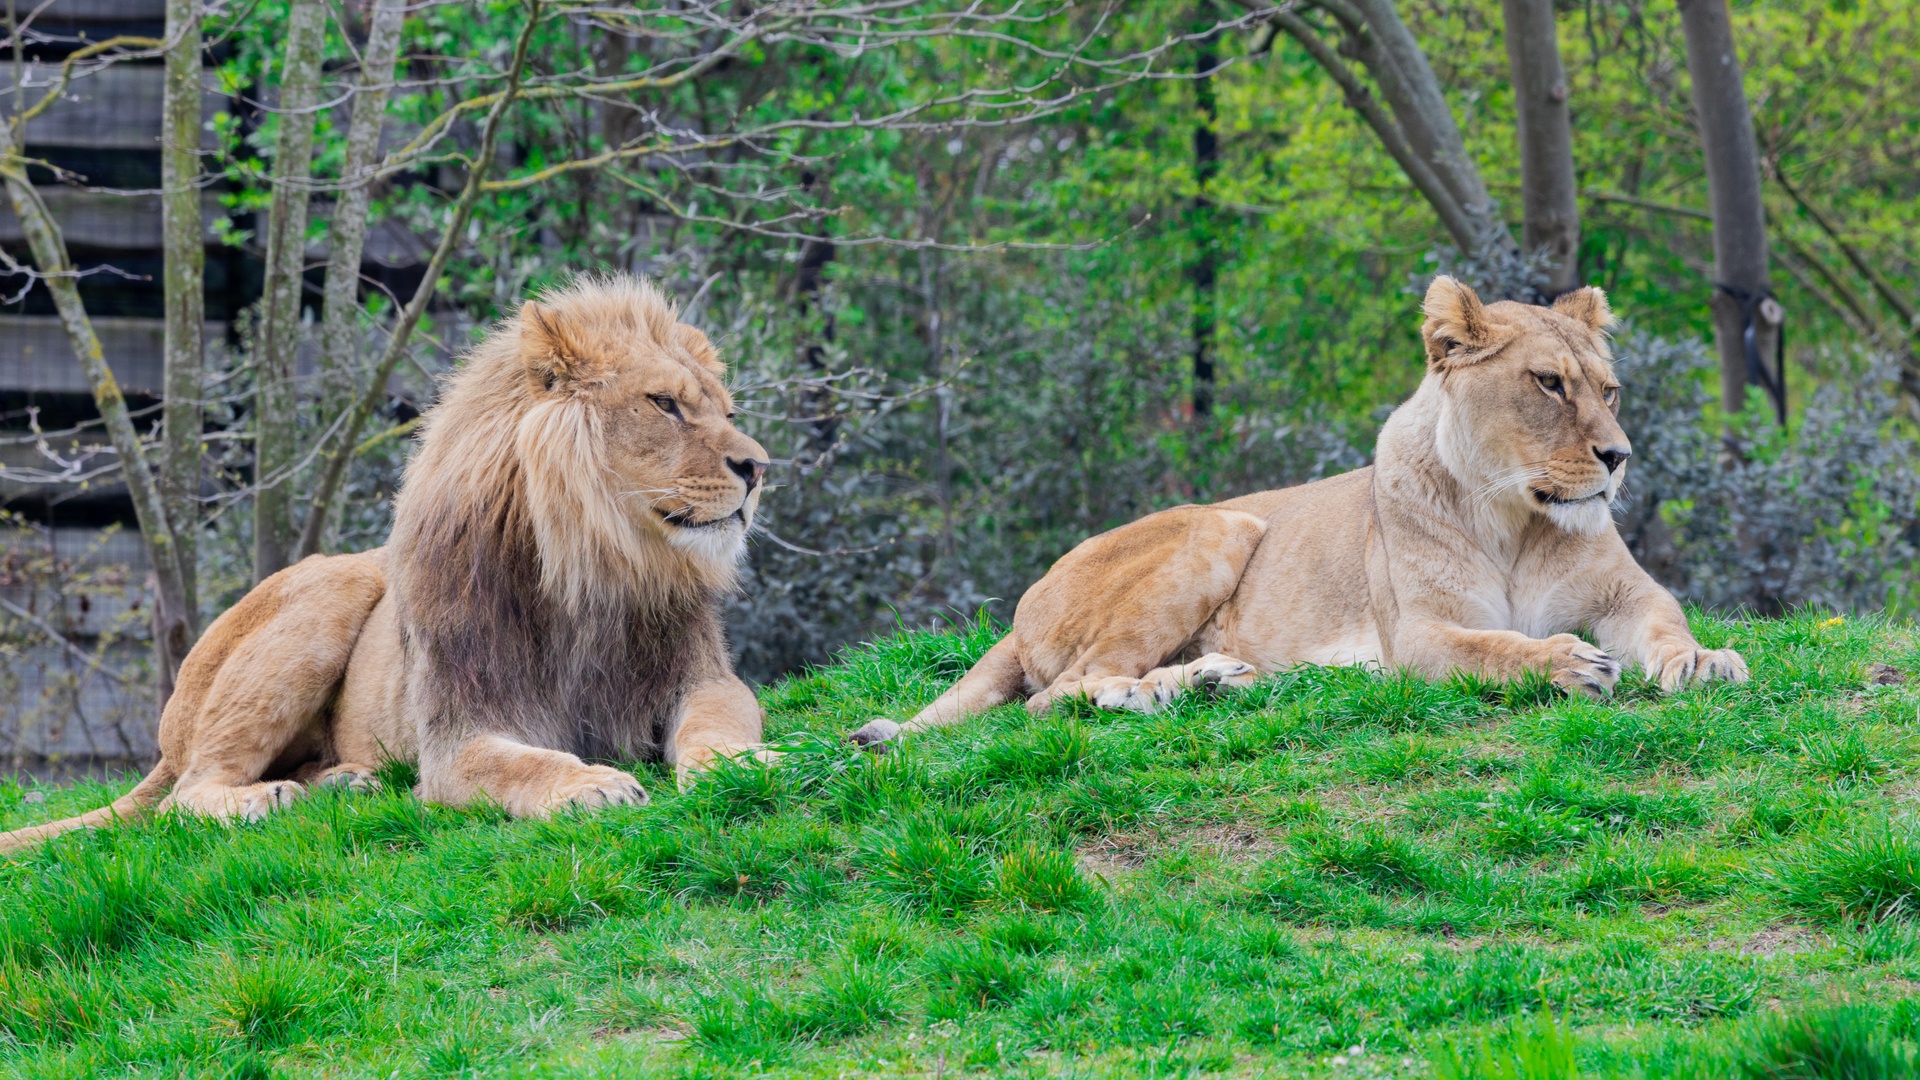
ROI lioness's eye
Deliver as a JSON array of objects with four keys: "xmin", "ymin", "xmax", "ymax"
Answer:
[
  {"xmin": 650, "ymin": 395, "xmax": 683, "ymax": 420},
  {"xmin": 1536, "ymin": 373, "xmax": 1564, "ymax": 395},
  {"xmin": 1604, "ymin": 387, "xmax": 1620, "ymax": 407}
]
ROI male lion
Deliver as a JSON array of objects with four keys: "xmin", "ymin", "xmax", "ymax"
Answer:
[
  {"xmin": 850, "ymin": 277, "xmax": 1747, "ymax": 749},
  {"xmin": 2, "ymin": 275, "xmax": 771, "ymax": 853}
]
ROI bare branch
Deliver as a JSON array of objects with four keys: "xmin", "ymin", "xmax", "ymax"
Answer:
[{"xmin": 297, "ymin": 0, "xmax": 545, "ymax": 558}]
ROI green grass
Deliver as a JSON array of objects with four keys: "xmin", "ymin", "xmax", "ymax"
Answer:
[{"xmin": 3, "ymin": 609, "xmax": 1920, "ymax": 1077}]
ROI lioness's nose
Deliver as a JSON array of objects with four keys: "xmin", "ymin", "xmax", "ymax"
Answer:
[
  {"xmin": 1594, "ymin": 445, "xmax": 1632, "ymax": 473},
  {"xmin": 729, "ymin": 456, "xmax": 768, "ymax": 491}
]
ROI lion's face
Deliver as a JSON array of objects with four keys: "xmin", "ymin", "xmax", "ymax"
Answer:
[
  {"xmin": 594, "ymin": 324, "xmax": 769, "ymax": 564},
  {"xmin": 516, "ymin": 281, "xmax": 768, "ymax": 582},
  {"xmin": 1420, "ymin": 277, "xmax": 1629, "ymax": 536}
]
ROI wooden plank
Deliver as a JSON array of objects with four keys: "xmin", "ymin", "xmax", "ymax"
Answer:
[
  {"xmin": 0, "ymin": 188, "xmax": 223, "ymax": 249},
  {"xmin": 34, "ymin": 1, "xmax": 167, "ymax": 20},
  {"xmin": 17, "ymin": 64, "xmax": 223, "ymax": 151},
  {"xmin": 0, "ymin": 314, "xmax": 224, "ymax": 395}
]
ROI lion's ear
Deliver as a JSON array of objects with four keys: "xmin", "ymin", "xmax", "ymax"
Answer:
[
  {"xmin": 520, "ymin": 300, "xmax": 599, "ymax": 389},
  {"xmin": 1551, "ymin": 286, "xmax": 1615, "ymax": 332},
  {"xmin": 674, "ymin": 323, "xmax": 726, "ymax": 379},
  {"xmin": 1420, "ymin": 275, "xmax": 1498, "ymax": 370}
]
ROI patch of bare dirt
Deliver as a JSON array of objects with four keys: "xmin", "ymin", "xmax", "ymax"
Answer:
[
  {"xmin": 593, "ymin": 1023, "xmax": 689, "ymax": 1043},
  {"xmin": 1867, "ymin": 662, "xmax": 1906, "ymax": 686},
  {"xmin": 1706, "ymin": 925, "xmax": 1822, "ymax": 958},
  {"xmin": 1075, "ymin": 819, "xmax": 1284, "ymax": 879}
]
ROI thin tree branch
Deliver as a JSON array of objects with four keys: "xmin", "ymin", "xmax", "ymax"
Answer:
[
  {"xmin": 0, "ymin": 593, "xmax": 135, "ymax": 686},
  {"xmin": 1774, "ymin": 169, "xmax": 1917, "ymax": 335},
  {"xmin": 1270, "ymin": 9, "xmax": 1480, "ymax": 252},
  {"xmin": 297, "ymin": 0, "xmax": 543, "ymax": 558}
]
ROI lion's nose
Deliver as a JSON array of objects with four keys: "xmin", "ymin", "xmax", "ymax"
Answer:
[
  {"xmin": 1594, "ymin": 445, "xmax": 1632, "ymax": 473},
  {"xmin": 728, "ymin": 456, "xmax": 768, "ymax": 491}
]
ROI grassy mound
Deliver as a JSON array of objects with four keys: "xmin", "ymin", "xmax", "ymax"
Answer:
[{"xmin": 3, "ymin": 610, "xmax": 1919, "ymax": 1077}]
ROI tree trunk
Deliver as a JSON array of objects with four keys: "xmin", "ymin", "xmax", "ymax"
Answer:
[
  {"xmin": 298, "ymin": 0, "xmax": 406, "ymax": 559},
  {"xmin": 157, "ymin": 0, "xmax": 205, "ymax": 692},
  {"xmin": 1190, "ymin": 37, "xmax": 1219, "ymax": 419},
  {"xmin": 1272, "ymin": 8, "xmax": 1488, "ymax": 255},
  {"xmin": 1346, "ymin": 0, "xmax": 1508, "ymax": 255},
  {"xmin": 1677, "ymin": 0, "xmax": 1783, "ymax": 421},
  {"xmin": 793, "ymin": 171, "xmax": 840, "ymax": 462},
  {"xmin": 1271, "ymin": 0, "xmax": 1517, "ymax": 271},
  {"xmin": 1499, "ymin": 0, "xmax": 1580, "ymax": 296},
  {"xmin": 298, "ymin": 2, "xmax": 543, "ymax": 539},
  {"xmin": 918, "ymin": 250, "xmax": 953, "ymax": 553},
  {"xmin": 253, "ymin": 0, "xmax": 327, "ymax": 581},
  {"xmin": 0, "ymin": 125, "xmax": 193, "ymax": 698}
]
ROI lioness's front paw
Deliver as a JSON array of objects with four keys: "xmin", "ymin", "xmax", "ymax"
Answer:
[
  {"xmin": 1547, "ymin": 636, "xmax": 1620, "ymax": 698},
  {"xmin": 850, "ymin": 718, "xmax": 902, "ymax": 750},
  {"xmin": 1654, "ymin": 647, "xmax": 1749, "ymax": 691},
  {"xmin": 537, "ymin": 766, "xmax": 648, "ymax": 815}
]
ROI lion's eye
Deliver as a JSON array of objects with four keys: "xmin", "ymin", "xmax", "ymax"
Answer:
[
  {"xmin": 650, "ymin": 395, "xmax": 683, "ymax": 420},
  {"xmin": 1603, "ymin": 387, "xmax": 1620, "ymax": 407},
  {"xmin": 1536, "ymin": 373, "xmax": 1565, "ymax": 396}
]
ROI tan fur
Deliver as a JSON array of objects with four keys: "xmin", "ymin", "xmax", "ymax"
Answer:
[
  {"xmin": 3, "ymin": 275, "xmax": 771, "ymax": 854},
  {"xmin": 851, "ymin": 278, "xmax": 1745, "ymax": 748}
]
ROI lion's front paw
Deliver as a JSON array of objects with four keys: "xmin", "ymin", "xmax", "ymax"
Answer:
[
  {"xmin": 676, "ymin": 746, "xmax": 783, "ymax": 790},
  {"xmin": 1654, "ymin": 647, "xmax": 1749, "ymax": 691},
  {"xmin": 309, "ymin": 764, "xmax": 382, "ymax": 794},
  {"xmin": 1547, "ymin": 636, "xmax": 1621, "ymax": 698},
  {"xmin": 536, "ymin": 766, "xmax": 648, "ymax": 816},
  {"xmin": 1188, "ymin": 653, "xmax": 1259, "ymax": 693},
  {"xmin": 850, "ymin": 718, "xmax": 902, "ymax": 751}
]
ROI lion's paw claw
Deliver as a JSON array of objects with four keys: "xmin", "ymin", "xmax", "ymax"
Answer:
[
  {"xmin": 1548, "ymin": 637, "xmax": 1620, "ymax": 699},
  {"xmin": 543, "ymin": 767, "xmax": 648, "ymax": 814},
  {"xmin": 1656, "ymin": 647, "xmax": 1749, "ymax": 691}
]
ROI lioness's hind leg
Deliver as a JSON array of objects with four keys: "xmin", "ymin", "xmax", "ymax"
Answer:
[
  {"xmin": 851, "ymin": 633, "xmax": 1028, "ymax": 748},
  {"xmin": 1180, "ymin": 653, "xmax": 1260, "ymax": 691},
  {"xmin": 1046, "ymin": 653, "xmax": 1259, "ymax": 715}
]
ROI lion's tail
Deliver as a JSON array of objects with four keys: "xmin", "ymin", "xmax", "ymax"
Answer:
[{"xmin": 0, "ymin": 758, "xmax": 177, "ymax": 856}]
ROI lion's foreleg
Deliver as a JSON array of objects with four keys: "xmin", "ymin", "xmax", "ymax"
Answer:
[
  {"xmin": 421, "ymin": 734, "xmax": 648, "ymax": 817},
  {"xmin": 671, "ymin": 675, "xmax": 767, "ymax": 789}
]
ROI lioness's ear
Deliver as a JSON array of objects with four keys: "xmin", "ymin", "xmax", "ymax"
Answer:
[
  {"xmin": 673, "ymin": 323, "xmax": 726, "ymax": 379},
  {"xmin": 1551, "ymin": 286, "xmax": 1615, "ymax": 332},
  {"xmin": 520, "ymin": 300, "xmax": 595, "ymax": 389},
  {"xmin": 1421, "ymin": 275, "xmax": 1493, "ymax": 369}
]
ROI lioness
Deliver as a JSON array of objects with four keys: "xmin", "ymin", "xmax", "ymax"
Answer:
[
  {"xmin": 851, "ymin": 277, "xmax": 1746, "ymax": 747},
  {"xmin": 2, "ymin": 275, "xmax": 771, "ymax": 852}
]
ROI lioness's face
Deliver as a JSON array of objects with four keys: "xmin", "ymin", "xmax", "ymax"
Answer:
[{"xmin": 1421, "ymin": 278, "xmax": 1629, "ymax": 536}]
